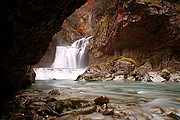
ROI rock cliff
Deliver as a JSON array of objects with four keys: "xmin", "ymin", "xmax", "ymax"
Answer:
[
  {"xmin": 88, "ymin": 0, "xmax": 180, "ymax": 70},
  {"xmin": 0, "ymin": 0, "xmax": 87, "ymax": 91}
]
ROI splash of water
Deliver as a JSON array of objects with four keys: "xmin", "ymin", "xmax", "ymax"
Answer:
[{"xmin": 33, "ymin": 68, "xmax": 86, "ymax": 80}]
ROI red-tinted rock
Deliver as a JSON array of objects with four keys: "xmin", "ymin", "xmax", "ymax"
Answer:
[
  {"xmin": 88, "ymin": 0, "xmax": 179, "ymax": 70},
  {"xmin": 94, "ymin": 96, "xmax": 109, "ymax": 106}
]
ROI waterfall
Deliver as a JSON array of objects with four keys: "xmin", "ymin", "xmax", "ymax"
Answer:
[
  {"xmin": 34, "ymin": 36, "xmax": 91, "ymax": 80},
  {"xmin": 51, "ymin": 36, "xmax": 91, "ymax": 68}
]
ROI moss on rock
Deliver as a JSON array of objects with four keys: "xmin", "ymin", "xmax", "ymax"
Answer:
[
  {"xmin": 117, "ymin": 56, "xmax": 137, "ymax": 66},
  {"xmin": 55, "ymin": 99, "xmax": 90, "ymax": 114}
]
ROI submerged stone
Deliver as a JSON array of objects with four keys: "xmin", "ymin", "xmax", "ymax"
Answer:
[
  {"xmin": 48, "ymin": 90, "xmax": 61, "ymax": 95},
  {"xmin": 55, "ymin": 98, "xmax": 90, "ymax": 114}
]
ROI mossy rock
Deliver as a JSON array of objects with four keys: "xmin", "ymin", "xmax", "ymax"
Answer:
[
  {"xmin": 76, "ymin": 56, "xmax": 136, "ymax": 82},
  {"xmin": 164, "ymin": 67, "xmax": 174, "ymax": 73},
  {"xmin": 137, "ymin": 0, "xmax": 162, "ymax": 7},
  {"xmin": 55, "ymin": 99, "xmax": 90, "ymax": 114},
  {"xmin": 117, "ymin": 56, "xmax": 137, "ymax": 65},
  {"xmin": 158, "ymin": 68, "xmax": 171, "ymax": 80}
]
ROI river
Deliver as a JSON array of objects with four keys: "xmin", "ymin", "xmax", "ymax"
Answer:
[{"xmin": 31, "ymin": 78, "xmax": 180, "ymax": 120}]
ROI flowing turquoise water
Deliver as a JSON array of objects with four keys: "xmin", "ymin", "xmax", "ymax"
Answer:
[{"xmin": 32, "ymin": 79, "xmax": 180, "ymax": 114}]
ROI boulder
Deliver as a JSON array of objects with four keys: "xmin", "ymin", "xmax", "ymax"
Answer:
[
  {"xmin": 76, "ymin": 56, "xmax": 136, "ymax": 81},
  {"xmin": 48, "ymin": 90, "xmax": 61, "ymax": 96},
  {"xmin": 94, "ymin": 96, "xmax": 109, "ymax": 107},
  {"xmin": 158, "ymin": 68, "xmax": 171, "ymax": 81}
]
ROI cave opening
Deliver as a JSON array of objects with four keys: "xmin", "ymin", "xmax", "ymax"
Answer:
[
  {"xmin": 0, "ymin": 0, "xmax": 180, "ymax": 119},
  {"xmin": 33, "ymin": 1, "xmax": 93, "ymax": 80}
]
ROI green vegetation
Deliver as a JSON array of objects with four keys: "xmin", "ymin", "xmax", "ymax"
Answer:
[
  {"xmin": 55, "ymin": 99, "xmax": 89, "ymax": 113},
  {"xmin": 117, "ymin": 56, "xmax": 137, "ymax": 65},
  {"xmin": 163, "ymin": 67, "xmax": 174, "ymax": 73},
  {"xmin": 137, "ymin": 0, "xmax": 162, "ymax": 7},
  {"xmin": 139, "ymin": 65, "xmax": 145, "ymax": 69}
]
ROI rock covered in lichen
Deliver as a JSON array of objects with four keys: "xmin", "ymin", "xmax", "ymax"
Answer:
[
  {"xmin": 89, "ymin": 0, "xmax": 180, "ymax": 73},
  {"xmin": 76, "ymin": 56, "xmax": 136, "ymax": 82},
  {"xmin": 158, "ymin": 68, "xmax": 172, "ymax": 81},
  {"xmin": 129, "ymin": 62, "xmax": 153, "ymax": 82},
  {"xmin": 55, "ymin": 98, "xmax": 90, "ymax": 114}
]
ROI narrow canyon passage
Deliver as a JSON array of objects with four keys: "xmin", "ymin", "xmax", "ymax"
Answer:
[{"xmin": 0, "ymin": 0, "xmax": 179, "ymax": 119}]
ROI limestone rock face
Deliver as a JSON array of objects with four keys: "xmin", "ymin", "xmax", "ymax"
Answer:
[
  {"xmin": 0, "ymin": 0, "xmax": 87, "ymax": 90},
  {"xmin": 89, "ymin": 0, "xmax": 180, "ymax": 70}
]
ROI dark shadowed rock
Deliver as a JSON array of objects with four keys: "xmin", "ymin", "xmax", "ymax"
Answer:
[
  {"xmin": 48, "ymin": 90, "xmax": 61, "ymax": 96},
  {"xmin": 158, "ymin": 68, "xmax": 171, "ymax": 81},
  {"xmin": 0, "ymin": 0, "xmax": 87, "ymax": 95},
  {"xmin": 55, "ymin": 98, "xmax": 90, "ymax": 114},
  {"xmin": 165, "ymin": 112, "xmax": 180, "ymax": 120},
  {"xmin": 94, "ymin": 96, "xmax": 109, "ymax": 106}
]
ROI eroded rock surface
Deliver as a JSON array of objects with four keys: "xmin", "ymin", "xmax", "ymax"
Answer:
[
  {"xmin": 88, "ymin": 0, "xmax": 180, "ymax": 70},
  {"xmin": 0, "ymin": 0, "xmax": 87, "ymax": 90}
]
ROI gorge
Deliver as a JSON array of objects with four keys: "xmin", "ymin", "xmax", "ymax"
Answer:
[{"xmin": 0, "ymin": 0, "xmax": 179, "ymax": 119}]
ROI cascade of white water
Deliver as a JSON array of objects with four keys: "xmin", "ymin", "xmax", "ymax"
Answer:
[
  {"xmin": 51, "ymin": 36, "xmax": 91, "ymax": 68},
  {"xmin": 34, "ymin": 36, "xmax": 91, "ymax": 80}
]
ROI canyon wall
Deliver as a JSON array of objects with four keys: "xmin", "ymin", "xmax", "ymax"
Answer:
[
  {"xmin": 35, "ymin": 0, "xmax": 179, "ymax": 71},
  {"xmin": 88, "ymin": 0, "xmax": 179, "ymax": 70}
]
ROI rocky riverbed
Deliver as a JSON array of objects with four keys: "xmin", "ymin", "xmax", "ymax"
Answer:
[
  {"xmin": 76, "ymin": 56, "xmax": 180, "ymax": 83},
  {"xmin": 1, "ymin": 56, "xmax": 179, "ymax": 120},
  {"xmin": 1, "ymin": 83, "xmax": 180, "ymax": 120}
]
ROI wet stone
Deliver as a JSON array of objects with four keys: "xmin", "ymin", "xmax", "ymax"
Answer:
[
  {"xmin": 150, "ymin": 106, "xmax": 165, "ymax": 114},
  {"xmin": 165, "ymin": 112, "xmax": 180, "ymax": 120},
  {"xmin": 94, "ymin": 96, "xmax": 109, "ymax": 106},
  {"xmin": 55, "ymin": 98, "xmax": 90, "ymax": 114},
  {"xmin": 48, "ymin": 90, "xmax": 61, "ymax": 95},
  {"xmin": 102, "ymin": 108, "xmax": 114, "ymax": 115}
]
